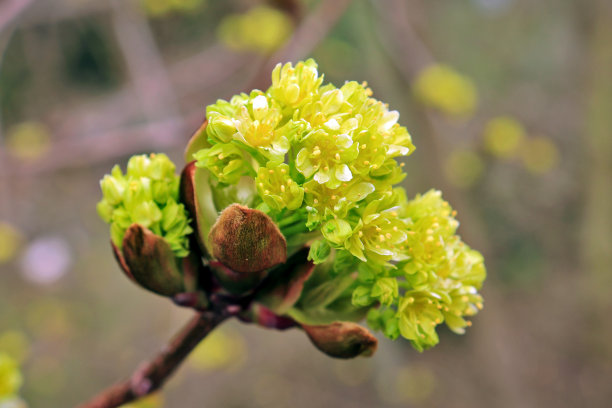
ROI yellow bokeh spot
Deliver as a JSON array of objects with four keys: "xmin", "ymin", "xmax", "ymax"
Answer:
[
  {"xmin": 5, "ymin": 122, "xmax": 51, "ymax": 160},
  {"xmin": 217, "ymin": 6, "xmax": 294, "ymax": 54},
  {"xmin": 521, "ymin": 136, "xmax": 559, "ymax": 174},
  {"xmin": 189, "ymin": 327, "xmax": 246, "ymax": 372},
  {"xmin": 25, "ymin": 298, "xmax": 73, "ymax": 339},
  {"xmin": 120, "ymin": 393, "xmax": 164, "ymax": 408},
  {"xmin": 0, "ymin": 353, "xmax": 22, "ymax": 399},
  {"xmin": 413, "ymin": 64, "xmax": 478, "ymax": 117},
  {"xmin": 394, "ymin": 365, "xmax": 436, "ymax": 404},
  {"xmin": 444, "ymin": 149, "xmax": 485, "ymax": 188},
  {"xmin": 0, "ymin": 332, "xmax": 30, "ymax": 364},
  {"xmin": 0, "ymin": 223, "xmax": 24, "ymax": 264},
  {"xmin": 141, "ymin": 0, "xmax": 206, "ymax": 17},
  {"xmin": 483, "ymin": 116, "xmax": 526, "ymax": 158}
]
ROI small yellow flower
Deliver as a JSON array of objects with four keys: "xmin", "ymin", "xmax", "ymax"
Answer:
[
  {"xmin": 345, "ymin": 196, "xmax": 408, "ymax": 264},
  {"xmin": 269, "ymin": 59, "xmax": 323, "ymax": 109},
  {"xmin": 256, "ymin": 163, "xmax": 304, "ymax": 211}
]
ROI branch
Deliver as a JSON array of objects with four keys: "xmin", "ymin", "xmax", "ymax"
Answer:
[{"xmin": 77, "ymin": 311, "xmax": 228, "ymax": 408}]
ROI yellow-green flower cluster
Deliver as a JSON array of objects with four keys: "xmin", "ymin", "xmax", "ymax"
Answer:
[
  {"xmin": 362, "ymin": 191, "xmax": 486, "ymax": 351},
  {"xmin": 195, "ymin": 59, "xmax": 485, "ymax": 351},
  {"xmin": 199, "ymin": 60, "xmax": 414, "ymax": 230},
  {"xmin": 97, "ymin": 154, "xmax": 192, "ymax": 257},
  {"xmin": 0, "ymin": 353, "xmax": 22, "ymax": 399}
]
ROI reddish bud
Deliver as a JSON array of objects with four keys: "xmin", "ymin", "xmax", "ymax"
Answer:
[
  {"xmin": 121, "ymin": 224, "xmax": 185, "ymax": 296},
  {"xmin": 303, "ymin": 321, "xmax": 378, "ymax": 359},
  {"xmin": 240, "ymin": 304, "xmax": 297, "ymax": 330},
  {"xmin": 209, "ymin": 204, "xmax": 287, "ymax": 274}
]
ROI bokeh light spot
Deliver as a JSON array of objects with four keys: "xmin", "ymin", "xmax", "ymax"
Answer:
[
  {"xmin": 20, "ymin": 237, "xmax": 72, "ymax": 285},
  {"xmin": 445, "ymin": 149, "xmax": 485, "ymax": 188},
  {"xmin": 483, "ymin": 116, "xmax": 526, "ymax": 158},
  {"xmin": 217, "ymin": 6, "xmax": 294, "ymax": 54},
  {"xmin": 0, "ymin": 332, "xmax": 31, "ymax": 364},
  {"xmin": 521, "ymin": 136, "xmax": 560, "ymax": 174},
  {"xmin": 0, "ymin": 223, "xmax": 24, "ymax": 264},
  {"xmin": 414, "ymin": 64, "xmax": 478, "ymax": 117},
  {"xmin": 189, "ymin": 327, "xmax": 246, "ymax": 372},
  {"xmin": 5, "ymin": 122, "xmax": 51, "ymax": 161}
]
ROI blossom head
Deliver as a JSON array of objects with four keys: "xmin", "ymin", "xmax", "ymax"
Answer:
[
  {"xmin": 97, "ymin": 153, "xmax": 192, "ymax": 257},
  {"xmin": 186, "ymin": 59, "xmax": 484, "ymax": 352},
  {"xmin": 98, "ymin": 59, "xmax": 486, "ymax": 356}
]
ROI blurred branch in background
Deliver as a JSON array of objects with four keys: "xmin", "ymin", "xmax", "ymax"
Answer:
[
  {"xmin": 371, "ymin": 0, "xmax": 486, "ymax": 250},
  {"xmin": 0, "ymin": 0, "xmax": 36, "ymax": 35},
  {"xmin": 0, "ymin": 0, "xmax": 353, "ymax": 178},
  {"xmin": 372, "ymin": 3, "xmax": 532, "ymax": 407},
  {"xmin": 579, "ymin": 1, "xmax": 612, "ymax": 396},
  {"xmin": 109, "ymin": 0, "xmax": 183, "ymax": 134},
  {"xmin": 0, "ymin": 0, "xmax": 37, "ymax": 218},
  {"xmin": 247, "ymin": 0, "xmax": 354, "ymax": 90},
  {"xmin": 581, "ymin": 0, "xmax": 612, "ymax": 304}
]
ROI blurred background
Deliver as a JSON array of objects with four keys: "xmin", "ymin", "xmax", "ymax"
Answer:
[{"xmin": 0, "ymin": 0, "xmax": 610, "ymax": 406}]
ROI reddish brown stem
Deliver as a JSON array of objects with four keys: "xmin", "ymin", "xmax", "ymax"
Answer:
[{"xmin": 77, "ymin": 311, "xmax": 228, "ymax": 408}]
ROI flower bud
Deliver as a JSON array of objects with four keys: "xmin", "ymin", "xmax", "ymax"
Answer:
[
  {"xmin": 302, "ymin": 322, "xmax": 378, "ymax": 359},
  {"xmin": 99, "ymin": 154, "xmax": 192, "ymax": 257},
  {"xmin": 120, "ymin": 224, "xmax": 185, "ymax": 297},
  {"xmin": 207, "ymin": 115, "xmax": 237, "ymax": 143},
  {"xmin": 100, "ymin": 173, "xmax": 125, "ymax": 206},
  {"xmin": 194, "ymin": 143, "xmax": 249, "ymax": 185},
  {"xmin": 209, "ymin": 204, "xmax": 286, "ymax": 274}
]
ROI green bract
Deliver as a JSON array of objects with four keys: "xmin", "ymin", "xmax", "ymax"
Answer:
[
  {"xmin": 192, "ymin": 59, "xmax": 486, "ymax": 351},
  {"xmin": 97, "ymin": 153, "xmax": 192, "ymax": 257}
]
